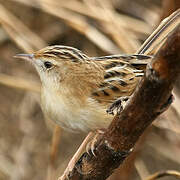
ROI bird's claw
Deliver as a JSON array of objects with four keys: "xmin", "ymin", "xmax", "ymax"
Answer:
[{"xmin": 86, "ymin": 129, "xmax": 105, "ymax": 157}]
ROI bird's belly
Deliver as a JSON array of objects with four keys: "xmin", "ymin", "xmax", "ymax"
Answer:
[{"xmin": 41, "ymin": 91, "xmax": 111, "ymax": 133}]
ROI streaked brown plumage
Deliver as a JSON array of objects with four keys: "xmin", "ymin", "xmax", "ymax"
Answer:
[
  {"xmin": 35, "ymin": 45, "xmax": 150, "ymax": 105},
  {"xmin": 15, "ymin": 45, "xmax": 151, "ymax": 132}
]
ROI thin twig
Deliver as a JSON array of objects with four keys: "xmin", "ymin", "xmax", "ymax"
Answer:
[
  {"xmin": 0, "ymin": 73, "xmax": 40, "ymax": 93},
  {"xmin": 0, "ymin": 4, "xmax": 46, "ymax": 52}
]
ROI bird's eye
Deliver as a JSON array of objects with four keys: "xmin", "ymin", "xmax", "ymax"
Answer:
[{"xmin": 44, "ymin": 61, "xmax": 53, "ymax": 69}]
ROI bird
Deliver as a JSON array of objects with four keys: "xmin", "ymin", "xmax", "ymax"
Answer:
[
  {"xmin": 14, "ymin": 46, "xmax": 151, "ymax": 132},
  {"xmin": 14, "ymin": 46, "xmax": 151, "ymax": 179}
]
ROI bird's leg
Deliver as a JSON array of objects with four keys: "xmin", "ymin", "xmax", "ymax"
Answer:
[
  {"xmin": 59, "ymin": 131, "xmax": 94, "ymax": 180},
  {"xmin": 107, "ymin": 96, "xmax": 130, "ymax": 115}
]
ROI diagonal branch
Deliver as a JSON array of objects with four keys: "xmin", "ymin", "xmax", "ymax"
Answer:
[{"xmin": 60, "ymin": 25, "xmax": 180, "ymax": 180}]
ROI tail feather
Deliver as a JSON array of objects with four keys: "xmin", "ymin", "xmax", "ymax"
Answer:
[{"xmin": 137, "ymin": 9, "xmax": 180, "ymax": 55}]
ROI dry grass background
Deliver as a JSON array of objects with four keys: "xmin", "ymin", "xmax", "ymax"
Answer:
[{"xmin": 0, "ymin": 0, "xmax": 179, "ymax": 180}]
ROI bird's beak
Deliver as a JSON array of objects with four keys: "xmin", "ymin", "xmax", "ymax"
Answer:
[{"xmin": 13, "ymin": 54, "xmax": 34, "ymax": 61}]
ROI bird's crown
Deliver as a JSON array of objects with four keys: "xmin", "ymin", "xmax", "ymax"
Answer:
[{"xmin": 34, "ymin": 45, "xmax": 88, "ymax": 63}]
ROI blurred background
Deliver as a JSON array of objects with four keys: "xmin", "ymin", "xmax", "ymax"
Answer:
[{"xmin": 0, "ymin": 0, "xmax": 179, "ymax": 180}]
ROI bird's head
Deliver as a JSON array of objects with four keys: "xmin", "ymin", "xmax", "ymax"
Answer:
[{"xmin": 14, "ymin": 45, "xmax": 89, "ymax": 90}]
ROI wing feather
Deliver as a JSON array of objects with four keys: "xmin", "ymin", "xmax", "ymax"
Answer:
[{"xmin": 90, "ymin": 54, "xmax": 151, "ymax": 105}]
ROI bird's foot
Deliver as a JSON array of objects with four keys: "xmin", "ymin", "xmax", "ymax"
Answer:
[
  {"xmin": 107, "ymin": 96, "xmax": 130, "ymax": 115},
  {"xmin": 86, "ymin": 129, "xmax": 105, "ymax": 157}
]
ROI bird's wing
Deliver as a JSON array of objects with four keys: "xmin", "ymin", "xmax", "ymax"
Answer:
[{"xmin": 90, "ymin": 55, "xmax": 152, "ymax": 104}]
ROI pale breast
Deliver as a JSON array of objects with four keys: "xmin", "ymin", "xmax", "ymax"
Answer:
[{"xmin": 41, "ymin": 88, "xmax": 112, "ymax": 133}]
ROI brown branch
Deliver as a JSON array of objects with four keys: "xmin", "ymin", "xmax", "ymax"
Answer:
[{"xmin": 60, "ymin": 25, "xmax": 180, "ymax": 180}]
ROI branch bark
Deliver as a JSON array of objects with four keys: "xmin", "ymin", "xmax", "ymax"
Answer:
[{"xmin": 60, "ymin": 25, "xmax": 180, "ymax": 180}]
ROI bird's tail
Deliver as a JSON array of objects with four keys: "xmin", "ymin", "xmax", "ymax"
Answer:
[{"xmin": 137, "ymin": 9, "xmax": 180, "ymax": 55}]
